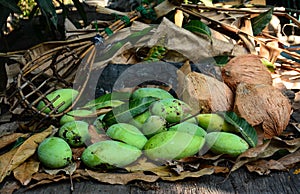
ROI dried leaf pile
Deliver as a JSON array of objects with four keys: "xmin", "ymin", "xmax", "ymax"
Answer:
[{"xmin": 0, "ymin": 0, "xmax": 300, "ymax": 192}]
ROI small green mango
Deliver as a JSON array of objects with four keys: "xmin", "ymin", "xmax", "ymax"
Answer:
[
  {"xmin": 142, "ymin": 115, "xmax": 167, "ymax": 137},
  {"xmin": 37, "ymin": 88, "xmax": 78, "ymax": 114},
  {"xmin": 168, "ymin": 122, "xmax": 207, "ymax": 137},
  {"xmin": 196, "ymin": 114, "xmax": 236, "ymax": 133},
  {"xmin": 150, "ymin": 99, "xmax": 191, "ymax": 123},
  {"xmin": 205, "ymin": 132, "xmax": 249, "ymax": 157},
  {"xmin": 129, "ymin": 110, "xmax": 151, "ymax": 129},
  {"xmin": 131, "ymin": 88, "xmax": 174, "ymax": 100},
  {"xmin": 58, "ymin": 121, "xmax": 91, "ymax": 147},
  {"xmin": 81, "ymin": 140, "xmax": 142, "ymax": 168},
  {"xmin": 144, "ymin": 131, "xmax": 205, "ymax": 161},
  {"xmin": 38, "ymin": 137, "xmax": 72, "ymax": 168},
  {"xmin": 106, "ymin": 123, "xmax": 147, "ymax": 150},
  {"xmin": 60, "ymin": 109, "xmax": 94, "ymax": 126}
]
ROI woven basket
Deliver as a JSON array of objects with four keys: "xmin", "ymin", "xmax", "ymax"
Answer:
[{"xmin": 6, "ymin": 11, "xmax": 141, "ymax": 119}]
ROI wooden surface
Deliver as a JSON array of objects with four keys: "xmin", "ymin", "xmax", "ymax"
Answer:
[{"xmin": 13, "ymin": 167, "xmax": 300, "ymax": 194}]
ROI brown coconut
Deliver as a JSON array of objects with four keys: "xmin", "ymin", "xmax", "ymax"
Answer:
[
  {"xmin": 221, "ymin": 54, "xmax": 273, "ymax": 91},
  {"xmin": 181, "ymin": 72, "xmax": 234, "ymax": 114},
  {"xmin": 234, "ymin": 83, "xmax": 291, "ymax": 139}
]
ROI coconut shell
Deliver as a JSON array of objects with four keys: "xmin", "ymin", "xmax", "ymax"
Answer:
[
  {"xmin": 182, "ymin": 72, "xmax": 234, "ymax": 114},
  {"xmin": 221, "ymin": 54, "xmax": 272, "ymax": 91},
  {"xmin": 234, "ymin": 83, "xmax": 291, "ymax": 139}
]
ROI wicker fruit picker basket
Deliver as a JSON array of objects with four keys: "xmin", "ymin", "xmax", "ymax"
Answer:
[{"xmin": 2, "ymin": 6, "xmax": 148, "ymax": 129}]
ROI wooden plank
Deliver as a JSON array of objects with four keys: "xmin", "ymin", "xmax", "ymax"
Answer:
[{"xmin": 13, "ymin": 167, "xmax": 300, "ymax": 194}]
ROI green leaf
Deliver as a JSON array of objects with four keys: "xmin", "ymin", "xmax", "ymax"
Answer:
[
  {"xmin": 251, "ymin": 8, "xmax": 273, "ymax": 36},
  {"xmin": 184, "ymin": 20, "xmax": 211, "ymax": 38},
  {"xmin": 84, "ymin": 92, "xmax": 130, "ymax": 110},
  {"xmin": 36, "ymin": 0, "xmax": 58, "ymax": 28},
  {"xmin": 0, "ymin": 0, "xmax": 21, "ymax": 13},
  {"xmin": 84, "ymin": 92, "xmax": 130, "ymax": 108},
  {"xmin": 214, "ymin": 55, "xmax": 229, "ymax": 66},
  {"xmin": 103, "ymin": 97, "xmax": 157, "ymax": 127},
  {"xmin": 219, "ymin": 111, "xmax": 258, "ymax": 147},
  {"xmin": 260, "ymin": 58, "xmax": 275, "ymax": 72}
]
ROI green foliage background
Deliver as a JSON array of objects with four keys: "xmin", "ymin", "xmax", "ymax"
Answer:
[{"xmin": 0, "ymin": 0, "xmax": 86, "ymax": 34}]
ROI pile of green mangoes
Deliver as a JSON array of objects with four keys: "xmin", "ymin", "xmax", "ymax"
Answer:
[{"xmin": 37, "ymin": 87, "xmax": 249, "ymax": 169}]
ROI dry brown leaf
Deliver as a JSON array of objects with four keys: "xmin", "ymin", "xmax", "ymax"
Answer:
[
  {"xmin": 29, "ymin": 172, "xmax": 75, "ymax": 189},
  {"xmin": 71, "ymin": 147, "xmax": 85, "ymax": 168},
  {"xmin": 245, "ymin": 159, "xmax": 286, "ymax": 175},
  {"xmin": 9, "ymin": 126, "xmax": 53, "ymax": 170},
  {"xmin": 231, "ymin": 140, "xmax": 271, "ymax": 172},
  {"xmin": 266, "ymin": 40, "xmax": 282, "ymax": 64},
  {"xmin": 13, "ymin": 157, "xmax": 40, "ymax": 186},
  {"xmin": 259, "ymin": 40, "xmax": 282, "ymax": 64},
  {"xmin": 200, "ymin": 164, "xmax": 229, "ymax": 174},
  {"xmin": 125, "ymin": 157, "xmax": 160, "ymax": 172},
  {"xmin": 277, "ymin": 149, "xmax": 300, "ymax": 167},
  {"xmin": 232, "ymin": 138, "xmax": 300, "ymax": 172},
  {"xmin": 0, "ymin": 148, "xmax": 18, "ymax": 183},
  {"xmin": 86, "ymin": 170, "xmax": 159, "ymax": 184},
  {"xmin": 0, "ymin": 180, "xmax": 20, "ymax": 194},
  {"xmin": 280, "ymin": 137, "xmax": 300, "ymax": 148},
  {"xmin": 0, "ymin": 126, "xmax": 53, "ymax": 183},
  {"xmin": 31, "ymin": 172, "xmax": 61, "ymax": 182},
  {"xmin": 199, "ymin": 153, "xmax": 224, "ymax": 161},
  {"xmin": 0, "ymin": 133, "xmax": 29, "ymax": 150},
  {"xmin": 44, "ymin": 163, "xmax": 77, "ymax": 176},
  {"xmin": 160, "ymin": 168, "xmax": 214, "ymax": 181},
  {"xmin": 145, "ymin": 166, "xmax": 174, "ymax": 177},
  {"xmin": 240, "ymin": 17, "xmax": 256, "ymax": 54}
]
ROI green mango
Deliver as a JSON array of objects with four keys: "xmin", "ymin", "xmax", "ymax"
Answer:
[
  {"xmin": 60, "ymin": 109, "xmax": 94, "ymax": 126},
  {"xmin": 196, "ymin": 114, "xmax": 236, "ymax": 133},
  {"xmin": 37, "ymin": 88, "xmax": 78, "ymax": 114},
  {"xmin": 183, "ymin": 114, "xmax": 198, "ymax": 124},
  {"xmin": 131, "ymin": 88, "xmax": 174, "ymax": 101},
  {"xmin": 129, "ymin": 110, "xmax": 151, "ymax": 129},
  {"xmin": 106, "ymin": 123, "xmax": 147, "ymax": 150},
  {"xmin": 58, "ymin": 121, "xmax": 91, "ymax": 147},
  {"xmin": 150, "ymin": 99, "xmax": 191, "ymax": 123},
  {"xmin": 142, "ymin": 115, "xmax": 167, "ymax": 137},
  {"xmin": 38, "ymin": 137, "xmax": 72, "ymax": 168},
  {"xmin": 81, "ymin": 140, "xmax": 142, "ymax": 168},
  {"xmin": 168, "ymin": 122, "xmax": 207, "ymax": 137},
  {"xmin": 205, "ymin": 132, "xmax": 249, "ymax": 157},
  {"xmin": 144, "ymin": 131, "xmax": 205, "ymax": 161}
]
